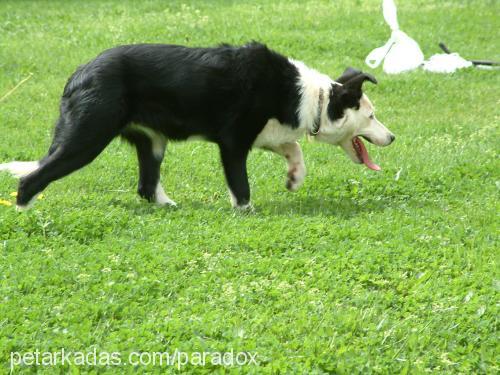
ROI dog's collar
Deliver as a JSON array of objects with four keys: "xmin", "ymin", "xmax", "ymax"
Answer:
[{"xmin": 309, "ymin": 88, "xmax": 324, "ymax": 136}]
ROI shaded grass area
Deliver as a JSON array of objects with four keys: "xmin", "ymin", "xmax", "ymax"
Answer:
[{"xmin": 0, "ymin": 0, "xmax": 498, "ymax": 373}]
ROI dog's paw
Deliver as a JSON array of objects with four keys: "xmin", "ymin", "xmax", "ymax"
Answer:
[
  {"xmin": 154, "ymin": 183, "xmax": 177, "ymax": 207},
  {"xmin": 156, "ymin": 196, "xmax": 177, "ymax": 207},
  {"xmin": 286, "ymin": 164, "xmax": 305, "ymax": 192},
  {"xmin": 15, "ymin": 193, "xmax": 39, "ymax": 212},
  {"xmin": 233, "ymin": 202, "xmax": 254, "ymax": 214}
]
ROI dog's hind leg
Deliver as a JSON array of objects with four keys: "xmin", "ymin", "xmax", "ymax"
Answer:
[
  {"xmin": 16, "ymin": 114, "xmax": 122, "ymax": 210},
  {"xmin": 0, "ymin": 118, "xmax": 68, "ymax": 180},
  {"xmin": 0, "ymin": 120, "xmax": 68, "ymax": 203},
  {"xmin": 16, "ymin": 135, "xmax": 117, "ymax": 210},
  {"xmin": 121, "ymin": 126, "xmax": 176, "ymax": 206},
  {"xmin": 0, "ymin": 119, "xmax": 71, "ymax": 206},
  {"xmin": 265, "ymin": 142, "xmax": 306, "ymax": 192}
]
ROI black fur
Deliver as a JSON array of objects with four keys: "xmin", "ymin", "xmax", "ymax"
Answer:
[
  {"xmin": 17, "ymin": 42, "xmax": 303, "ymax": 207},
  {"xmin": 327, "ymin": 67, "xmax": 377, "ymax": 121}
]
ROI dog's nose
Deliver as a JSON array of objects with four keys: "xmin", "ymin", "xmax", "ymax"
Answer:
[{"xmin": 389, "ymin": 134, "xmax": 396, "ymax": 144}]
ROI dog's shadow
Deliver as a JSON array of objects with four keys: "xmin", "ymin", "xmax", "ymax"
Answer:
[
  {"xmin": 169, "ymin": 197, "xmax": 418, "ymax": 219},
  {"xmin": 256, "ymin": 196, "xmax": 392, "ymax": 218},
  {"xmin": 111, "ymin": 193, "xmax": 423, "ymax": 220}
]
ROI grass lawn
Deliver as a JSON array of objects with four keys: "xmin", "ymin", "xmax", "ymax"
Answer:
[{"xmin": 0, "ymin": 0, "xmax": 498, "ymax": 373}]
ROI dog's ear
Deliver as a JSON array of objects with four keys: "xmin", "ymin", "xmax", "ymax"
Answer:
[
  {"xmin": 343, "ymin": 72, "xmax": 377, "ymax": 93},
  {"xmin": 328, "ymin": 83, "xmax": 361, "ymax": 120},
  {"xmin": 328, "ymin": 71, "xmax": 377, "ymax": 120},
  {"xmin": 336, "ymin": 67, "xmax": 363, "ymax": 84}
]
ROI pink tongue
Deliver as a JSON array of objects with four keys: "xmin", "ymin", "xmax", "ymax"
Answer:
[{"xmin": 354, "ymin": 137, "xmax": 381, "ymax": 171}]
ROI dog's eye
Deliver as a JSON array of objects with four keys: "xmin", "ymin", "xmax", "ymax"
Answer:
[{"xmin": 369, "ymin": 113, "xmax": 375, "ymax": 120}]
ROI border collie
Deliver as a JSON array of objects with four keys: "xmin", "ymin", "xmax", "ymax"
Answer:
[{"xmin": 0, "ymin": 42, "xmax": 395, "ymax": 210}]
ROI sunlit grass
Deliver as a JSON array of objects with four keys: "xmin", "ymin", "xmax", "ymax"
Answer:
[{"xmin": 0, "ymin": 0, "xmax": 498, "ymax": 373}]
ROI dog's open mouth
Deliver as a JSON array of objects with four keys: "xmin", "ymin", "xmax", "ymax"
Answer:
[{"xmin": 352, "ymin": 136, "xmax": 381, "ymax": 171}]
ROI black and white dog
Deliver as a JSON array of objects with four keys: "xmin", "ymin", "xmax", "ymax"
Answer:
[{"xmin": 0, "ymin": 42, "xmax": 395, "ymax": 210}]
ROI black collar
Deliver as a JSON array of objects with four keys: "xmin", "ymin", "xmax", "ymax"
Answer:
[{"xmin": 310, "ymin": 87, "xmax": 324, "ymax": 136}]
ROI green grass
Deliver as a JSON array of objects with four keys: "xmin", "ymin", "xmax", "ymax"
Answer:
[{"xmin": 0, "ymin": 0, "xmax": 499, "ymax": 373}]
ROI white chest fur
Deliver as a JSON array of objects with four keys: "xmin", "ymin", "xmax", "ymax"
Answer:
[{"xmin": 253, "ymin": 119, "xmax": 305, "ymax": 149}]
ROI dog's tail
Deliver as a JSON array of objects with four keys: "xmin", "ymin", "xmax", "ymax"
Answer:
[{"xmin": 0, "ymin": 161, "xmax": 40, "ymax": 178}]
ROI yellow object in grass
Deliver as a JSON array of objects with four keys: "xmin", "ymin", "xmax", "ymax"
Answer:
[
  {"xmin": 0, "ymin": 199, "xmax": 12, "ymax": 207},
  {"xmin": 10, "ymin": 192, "xmax": 43, "ymax": 200}
]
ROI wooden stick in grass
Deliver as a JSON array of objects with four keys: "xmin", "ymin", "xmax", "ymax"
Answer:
[{"xmin": 0, "ymin": 73, "xmax": 34, "ymax": 103}]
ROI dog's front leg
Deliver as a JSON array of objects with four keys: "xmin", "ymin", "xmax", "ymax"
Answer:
[
  {"xmin": 268, "ymin": 142, "xmax": 306, "ymax": 191},
  {"xmin": 219, "ymin": 146, "xmax": 251, "ymax": 209}
]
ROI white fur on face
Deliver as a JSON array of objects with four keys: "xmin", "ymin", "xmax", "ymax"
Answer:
[
  {"xmin": 316, "ymin": 94, "xmax": 394, "ymax": 160},
  {"xmin": 0, "ymin": 161, "xmax": 39, "ymax": 178},
  {"xmin": 288, "ymin": 60, "xmax": 394, "ymax": 152},
  {"xmin": 354, "ymin": 95, "xmax": 394, "ymax": 146},
  {"xmin": 337, "ymin": 95, "xmax": 394, "ymax": 163}
]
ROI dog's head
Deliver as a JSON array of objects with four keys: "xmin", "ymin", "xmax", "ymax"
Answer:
[{"xmin": 315, "ymin": 68, "xmax": 395, "ymax": 170}]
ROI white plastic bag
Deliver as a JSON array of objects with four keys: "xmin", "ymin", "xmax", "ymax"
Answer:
[
  {"xmin": 423, "ymin": 53, "xmax": 473, "ymax": 73},
  {"xmin": 365, "ymin": 0, "xmax": 424, "ymax": 74}
]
